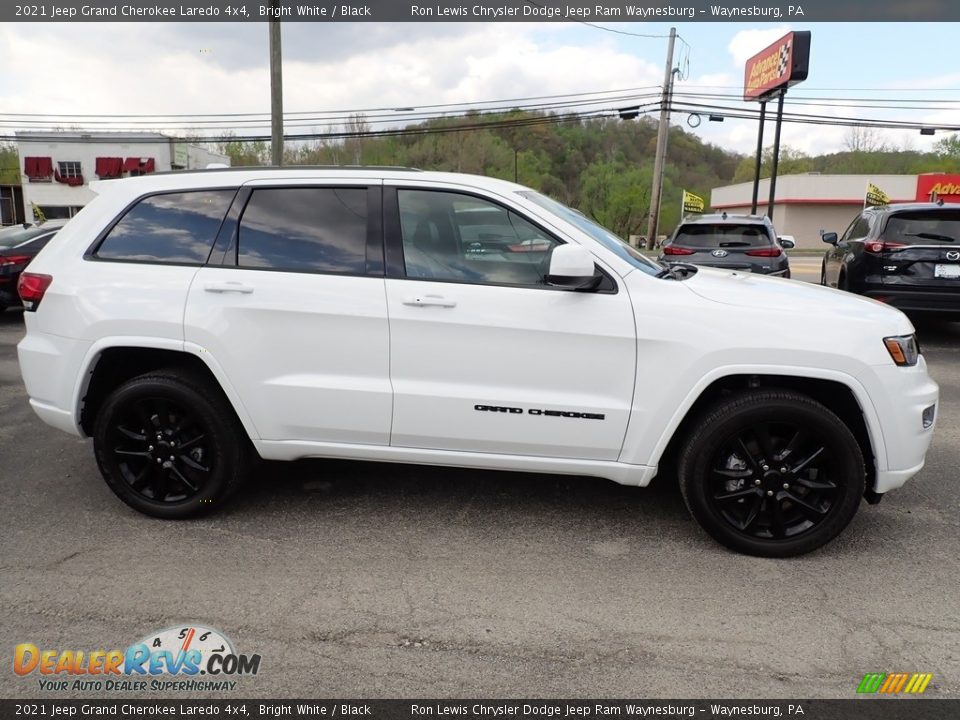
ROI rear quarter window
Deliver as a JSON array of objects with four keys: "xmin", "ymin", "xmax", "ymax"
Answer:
[
  {"xmin": 673, "ymin": 224, "xmax": 772, "ymax": 248},
  {"xmin": 94, "ymin": 190, "xmax": 235, "ymax": 264}
]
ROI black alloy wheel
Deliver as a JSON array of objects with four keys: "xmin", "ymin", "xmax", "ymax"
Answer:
[
  {"xmin": 678, "ymin": 390, "xmax": 865, "ymax": 557},
  {"xmin": 93, "ymin": 371, "xmax": 247, "ymax": 518}
]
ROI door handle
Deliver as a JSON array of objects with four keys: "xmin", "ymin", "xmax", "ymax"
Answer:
[
  {"xmin": 204, "ymin": 282, "xmax": 254, "ymax": 294},
  {"xmin": 402, "ymin": 294, "xmax": 456, "ymax": 308}
]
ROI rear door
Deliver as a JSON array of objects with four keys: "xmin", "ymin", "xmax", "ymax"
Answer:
[
  {"xmin": 184, "ymin": 180, "xmax": 392, "ymax": 445},
  {"xmin": 879, "ymin": 208, "xmax": 960, "ymax": 288}
]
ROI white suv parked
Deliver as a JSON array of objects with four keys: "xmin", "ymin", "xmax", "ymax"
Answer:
[{"xmin": 17, "ymin": 168, "xmax": 939, "ymax": 556}]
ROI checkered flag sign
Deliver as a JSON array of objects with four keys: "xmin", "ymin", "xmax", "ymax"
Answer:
[
  {"xmin": 865, "ymin": 182, "xmax": 891, "ymax": 207},
  {"xmin": 682, "ymin": 189, "xmax": 705, "ymax": 214},
  {"xmin": 777, "ymin": 40, "xmax": 791, "ymax": 80}
]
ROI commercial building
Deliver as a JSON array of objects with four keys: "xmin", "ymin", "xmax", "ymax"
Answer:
[
  {"xmin": 13, "ymin": 131, "xmax": 230, "ymax": 222},
  {"xmin": 710, "ymin": 173, "xmax": 960, "ymax": 249}
]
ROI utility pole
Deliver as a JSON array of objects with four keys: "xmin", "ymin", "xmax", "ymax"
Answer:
[
  {"xmin": 645, "ymin": 27, "xmax": 676, "ymax": 250},
  {"xmin": 269, "ymin": 8, "xmax": 283, "ymax": 166}
]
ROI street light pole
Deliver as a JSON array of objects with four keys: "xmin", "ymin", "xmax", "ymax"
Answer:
[
  {"xmin": 269, "ymin": 8, "xmax": 284, "ymax": 166},
  {"xmin": 645, "ymin": 27, "xmax": 677, "ymax": 250}
]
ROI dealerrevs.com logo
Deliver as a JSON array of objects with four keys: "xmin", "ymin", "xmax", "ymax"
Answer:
[
  {"xmin": 857, "ymin": 672, "xmax": 933, "ymax": 695},
  {"xmin": 14, "ymin": 625, "xmax": 261, "ymax": 693}
]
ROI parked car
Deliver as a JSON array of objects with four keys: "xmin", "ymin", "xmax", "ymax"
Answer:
[
  {"xmin": 17, "ymin": 169, "xmax": 937, "ymax": 557},
  {"xmin": 659, "ymin": 213, "xmax": 794, "ymax": 277},
  {"xmin": 0, "ymin": 220, "xmax": 66, "ymax": 312},
  {"xmin": 821, "ymin": 202, "xmax": 960, "ymax": 317}
]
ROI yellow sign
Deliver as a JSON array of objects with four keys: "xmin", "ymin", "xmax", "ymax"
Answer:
[
  {"xmin": 865, "ymin": 182, "xmax": 891, "ymax": 208},
  {"xmin": 682, "ymin": 190, "xmax": 705, "ymax": 214}
]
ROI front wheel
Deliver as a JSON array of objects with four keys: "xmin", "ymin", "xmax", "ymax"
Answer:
[
  {"xmin": 677, "ymin": 390, "xmax": 865, "ymax": 557},
  {"xmin": 93, "ymin": 371, "xmax": 248, "ymax": 519}
]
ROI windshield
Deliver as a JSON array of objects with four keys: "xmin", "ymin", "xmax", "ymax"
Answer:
[
  {"xmin": 672, "ymin": 223, "xmax": 772, "ymax": 248},
  {"xmin": 516, "ymin": 190, "xmax": 661, "ymax": 276},
  {"xmin": 884, "ymin": 210, "xmax": 960, "ymax": 244}
]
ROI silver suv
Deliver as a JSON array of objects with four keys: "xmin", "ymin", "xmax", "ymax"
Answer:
[{"xmin": 659, "ymin": 213, "xmax": 794, "ymax": 277}]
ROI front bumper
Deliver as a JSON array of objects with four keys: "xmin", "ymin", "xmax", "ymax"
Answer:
[{"xmin": 868, "ymin": 357, "xmax": 939, "ymax": 493}]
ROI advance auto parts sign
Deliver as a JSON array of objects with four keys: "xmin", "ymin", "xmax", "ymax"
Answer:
[{"xmin": 743, "ymin": 31, "xmax": 811, "ymax": 102}]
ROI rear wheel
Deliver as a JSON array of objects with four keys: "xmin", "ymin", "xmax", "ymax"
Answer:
[
  {"xmin": 820, "ymin": 262, "xmax": 826, "ymax": 286},
  {"xmin": 93, "ymin": 371, "xmax": 248, "ymax": 519},
  {"xmin": 678, "ymin": 390, "xmax": 865, "ymax": 557}
]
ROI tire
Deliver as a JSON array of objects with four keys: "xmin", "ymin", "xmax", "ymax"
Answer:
[
  {"xmin": 677, "ymin": 390, "xmax": 865, "ymax": 557},
  {"xmin": 93, "ymin": 370, "xmax": 248, "ymax": 519},
  {"xmin": 837, "ymin": 272, "xmax": 848, "ymax": 291},
  {"xmin": 819, "ymin": 263, "xmax": 826, "ymax": 286}
]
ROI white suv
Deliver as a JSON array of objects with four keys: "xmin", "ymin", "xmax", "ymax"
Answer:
[{"xmin": 17, "ymin": 168, "xmax": 939, "ymax": 556}]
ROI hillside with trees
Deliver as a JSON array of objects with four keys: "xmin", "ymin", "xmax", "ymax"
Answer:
[
  {"xmin": 218, "ymin": 112, "xmax": 741, "ymax": 239},
  {"xmin": 217, "ymin": 113, "xmax": 960, "ymax": 239}
]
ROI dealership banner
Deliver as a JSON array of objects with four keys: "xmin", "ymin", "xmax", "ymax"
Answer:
[
  {"xmin": 682, "ymin": 190, "xmax": 705, "ymax": 214},
  {"xmin": 865, "ymin": 182, "xmax": 892, "ymax": 208},
  {"xmin": 2, "ymin": 699, "xmax": 958, "ymax": 719},
  {"xmin": 4, "ymin": 0, "xmax": 960, "ymax": 22}
]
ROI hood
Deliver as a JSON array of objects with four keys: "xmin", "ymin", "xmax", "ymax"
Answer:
[{"xmin": 681, "ymin": 266, "xmax": 913, "ymax": 330}]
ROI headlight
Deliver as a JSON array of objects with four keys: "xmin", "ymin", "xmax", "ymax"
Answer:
[{"xmin": 883, "ymin": 334, "xmax": 919, "ymax": 367}]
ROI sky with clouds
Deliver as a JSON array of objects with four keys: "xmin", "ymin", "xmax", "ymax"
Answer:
[{"xmin": 2, "ymin": 20, "xmax": 959, "ymax": 158}]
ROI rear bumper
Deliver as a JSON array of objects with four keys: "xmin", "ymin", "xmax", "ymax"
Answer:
[
  {"xmin": 17, "ymin": 327, "xmax": 91, "ymax": 437},
  {"xmin": 0, "ymin": 283, "xmax": 20, "ymax": 308},
  {"xmin": 864, "ymin": 287, "xmax": 960, "ymax": 315},
  {"xmin": 660, "ymin": 260, "xmax": 790, "ymax": 276}
]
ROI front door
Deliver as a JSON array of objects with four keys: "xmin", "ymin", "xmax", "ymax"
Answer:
[{"xmin": 384, "ymin": 186, "xmax": 636, "ymax": 462}]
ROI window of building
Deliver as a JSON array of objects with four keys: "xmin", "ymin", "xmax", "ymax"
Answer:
[
  {"xmin": 55, "ymin": 161, "xmax": 84, "ymax": 186},
  {"xmin": 237, "ymin": 187, "xmax": 368, "ymax": 274},
  {"xmin": 398, "ymin": 189, "xmax": 560, "ymax": 286},
  {"xmin": 93, "ymin": 190, "xmax": 235, "ymax": 265},
  {"xmin": 24, "ymin": 157, "xmax": 53, "ymax": 182}
]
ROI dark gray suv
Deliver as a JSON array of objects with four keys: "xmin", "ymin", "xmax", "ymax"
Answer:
[{"xmin": 659, "ymin": 213, "xmax": 794, "ymax": 277}]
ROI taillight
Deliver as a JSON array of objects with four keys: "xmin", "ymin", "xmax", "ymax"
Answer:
[
  {"xmin": 745, "ymin": 247, "xmax": 783, "ymax": 257},
  {"xmin": 0, "ymin": 254, "xmax": 32, "ymax": 266},
  {"xmin": 865, "ymin": 241, "xmax": 906, "ymax": 254},
  {"xmin": 17, "ymin": 272, "xmax": 53, "ymax": 311},
  {"xmin": 663, "ymin": 246, "xmax": 695, "ymax": 255}
]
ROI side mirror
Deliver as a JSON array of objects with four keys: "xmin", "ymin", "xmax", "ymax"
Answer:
[
  {"xmin": 546, "ymin": 244, "xmax": 601, "ymax": 291},
  {"xmin": 778, "ymin": 237, "xmax": 796, "ymax": 249},
  {"xmin": 821, "ymin": 232, "xmax": 838, "ymax": 246}
]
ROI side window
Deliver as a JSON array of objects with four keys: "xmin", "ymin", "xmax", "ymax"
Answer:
[
  {"xmin": 840, "ymin": 214, "xmax": 870, "ymax": 243},
  {"xmin": 237, "ymin": 187, "xmax": 367, "ymax": 274},
  {"xmin": 95, "ymin": 190, "xmax": 234, "ymax": 264},
  {"xmin": 398, "ymin": 189, "xmax": 560, "ymax": 286}
]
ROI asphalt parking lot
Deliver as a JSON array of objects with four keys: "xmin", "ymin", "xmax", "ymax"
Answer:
[{"xmin": 1, "ymin": 260, "xmax": 958, "ymax": 700}]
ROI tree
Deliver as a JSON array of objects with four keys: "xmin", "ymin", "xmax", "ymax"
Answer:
[
  {"xmin": 579, "ymin": 161, "xmax": 651, "ymax": 238},
  {"xmin": 934, "ymin": 133, "xmax": 960, "ymax": 158},
  {"xmin": 843, "ymin": 125, "xmax": 887, "ymax": 153},
  {"xmin": 0, "ymin": 143, "xmax": 19, "ymax": 185},
  {"xmin": 216, "ymin": 132, "xmax": 268, "ymax": 166},
  {"xmin": 732, "ymin": 146, "xmax": 812, "ymax": 183}
]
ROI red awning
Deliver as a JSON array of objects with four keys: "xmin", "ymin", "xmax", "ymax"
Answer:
[
  {"xmin": 95, "ymin": 157, "xmax": 123, "ymax": 179},
  {"xmin": 123, "ymin": 157, "xmax": 156, "ymax": 173},
  {"xmin": 54, "ymin": 170, "xmax": 84, "ymax": 187},
  {"xmin": 24, "ymin": 156, "xmax": 53, "ymax": 179}
]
